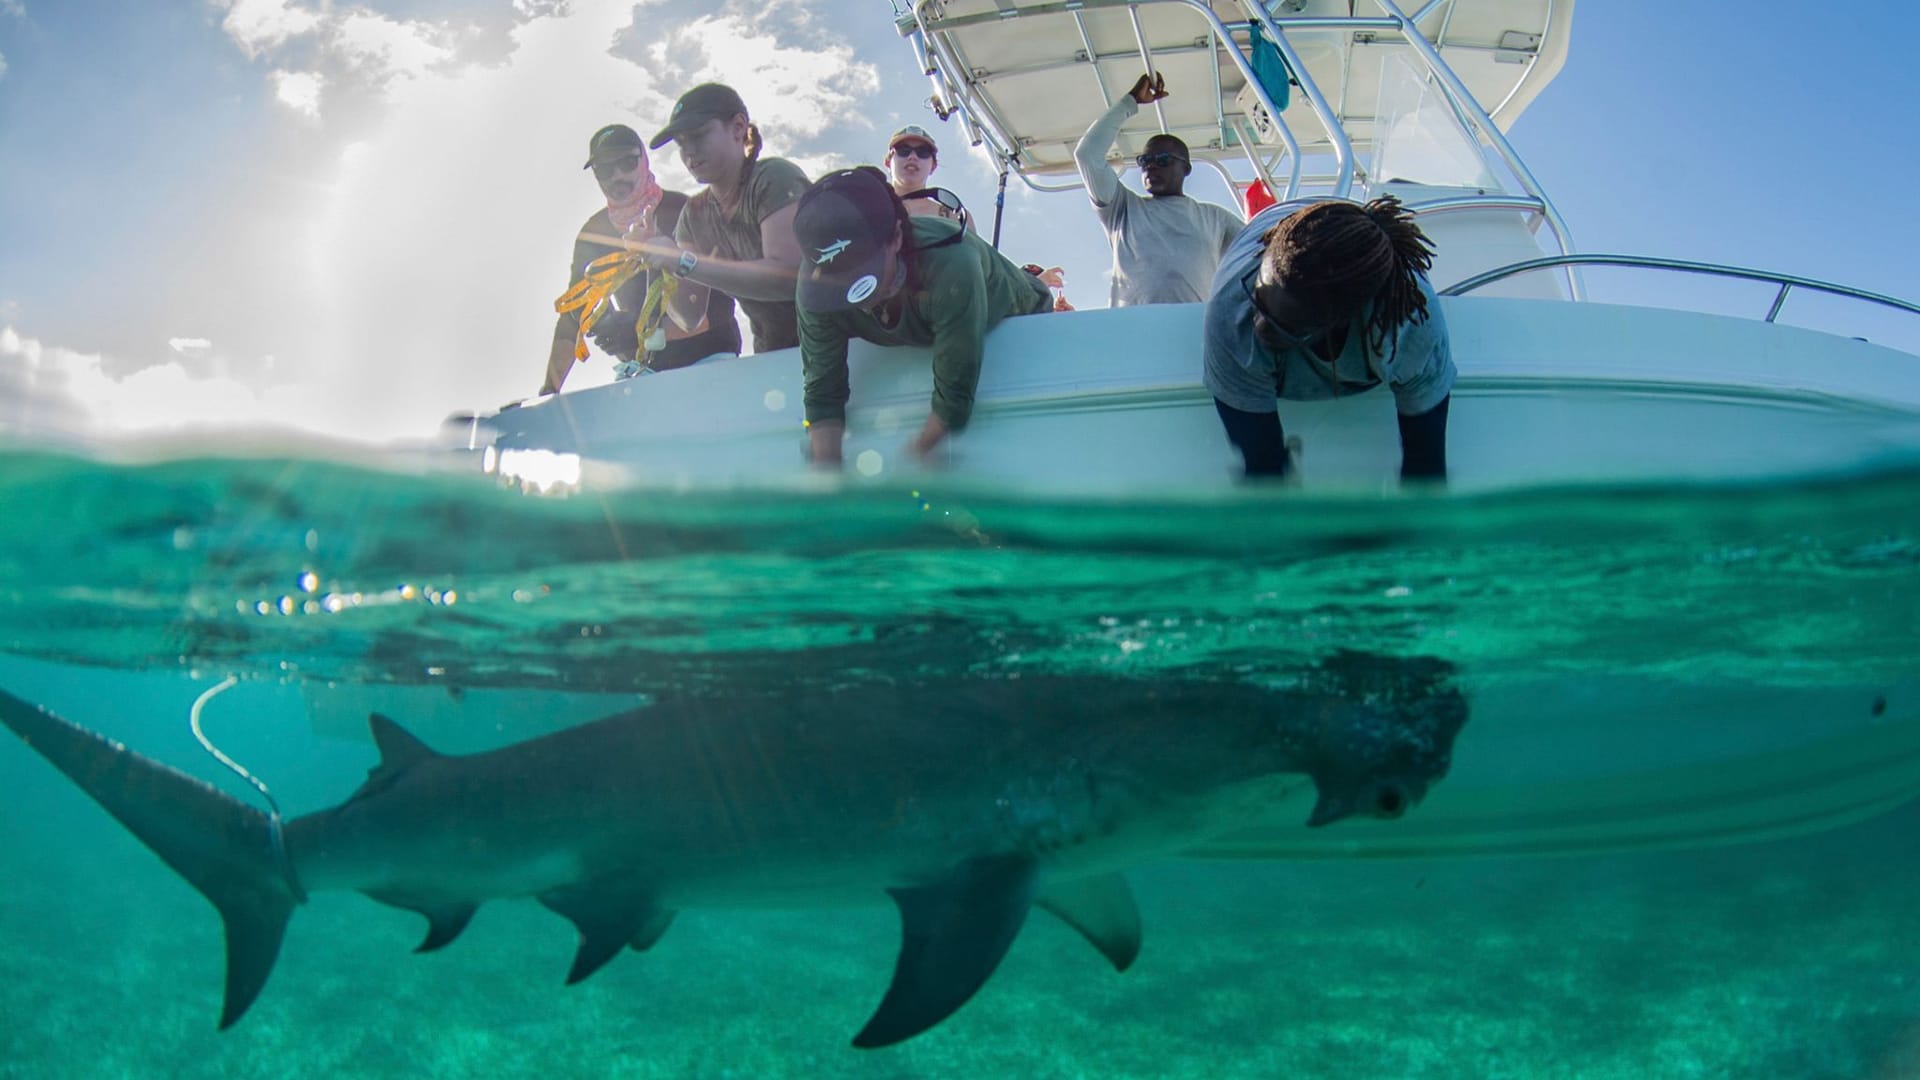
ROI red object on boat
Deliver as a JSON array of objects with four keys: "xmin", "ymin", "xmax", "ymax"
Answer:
[{"xmin": 1245, "ymin": 179, "xmax": 1276, "ymax": 216}]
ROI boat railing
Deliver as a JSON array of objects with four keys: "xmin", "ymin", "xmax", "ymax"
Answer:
[{"xmin": 1441, "ymin": 254, "xmax": 1920, "ymax": 328}]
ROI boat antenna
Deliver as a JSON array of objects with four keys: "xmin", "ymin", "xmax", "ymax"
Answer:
[{"xmin": 991, "ymin": 153, "xmax": 1011, "ymax": 249}]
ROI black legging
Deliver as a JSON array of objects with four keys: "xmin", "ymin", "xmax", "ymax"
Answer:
[{"xmin": 1214, "ymin": 394, "xmax": 1450, "ymax": 482}]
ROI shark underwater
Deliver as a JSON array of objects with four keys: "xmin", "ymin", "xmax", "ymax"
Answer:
[{"xmin": 0, "ymin": 666, "xmax": 1466, "ymax": 1048}]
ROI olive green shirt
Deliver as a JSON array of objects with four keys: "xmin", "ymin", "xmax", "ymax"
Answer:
[
  {"xmin": 799, "ymin": 216, "xmax": 1052, "ymax": 431},
  {"xmin": 674, "ymin": 156, "xmax": 811, "ymax": 353}
]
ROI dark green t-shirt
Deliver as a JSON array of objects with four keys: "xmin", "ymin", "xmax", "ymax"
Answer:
[
  {"xmin": 674, "ymin": 157, "xmax": 811, "ymax": 353},
  {"xmin": 799, "ymin": 217, "xmax": 1052, "ymax": 431}
]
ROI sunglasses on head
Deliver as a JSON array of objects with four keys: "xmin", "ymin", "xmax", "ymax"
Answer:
[
  {"xmin": 891, "ymin": 143, "xmax": 936, "ymax": 160},
  {"xmin": 1134, "ymin": 151, "xmax": 1187, "ymax": 170},
  {"xmin": 591, "ymin": 154, "xmax": 642, "ymax": 180},
  {"xmin": 1239, "ymin": 267, "xmax": 1340, "ymax": 352}
]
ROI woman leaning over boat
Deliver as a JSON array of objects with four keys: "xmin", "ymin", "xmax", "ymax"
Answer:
[
  {"xmin": 792, "ymin": 167, "xmax": 1053, "ymax": 465},
  {"xmin": 624, "ymin": 83, "xmax": 811, "ymax": 353},
  {"xmin": 1205, "ymin": 196, "xmax": 1454, "ymax": 482}
]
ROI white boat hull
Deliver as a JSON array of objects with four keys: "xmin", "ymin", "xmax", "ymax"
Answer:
[{"xmin": 467, "ymin": 297, "xmax": 1920, "ymax": 495}]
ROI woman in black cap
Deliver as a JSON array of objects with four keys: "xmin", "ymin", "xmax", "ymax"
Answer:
[
  {"xmin": 625, "ymin": 83, "xmax": 811, "ymax": 353},
  {"xmin": 792, "ymin": 167, "xmax": 1053, "ymax": 465}
]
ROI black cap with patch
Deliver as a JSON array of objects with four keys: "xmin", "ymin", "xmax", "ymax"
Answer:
[
  {"xmin": 582, "ymin": 124, "xmax": 643, "ymax": 169},
  {"xmin": 793, "ymin": 167, "xmax": 901, "ymax": 313},
  {"xmin": 649, "ymin": 83, "xmax": 750, "ymax": 150}
]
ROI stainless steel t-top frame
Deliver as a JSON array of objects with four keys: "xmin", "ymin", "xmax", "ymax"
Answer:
[{"xmin": 892, "ymin": 0, "xmax": 1576, "ymax": 282}]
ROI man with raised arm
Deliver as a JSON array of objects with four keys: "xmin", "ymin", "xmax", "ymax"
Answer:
[{"xmin": 1074, "ymin": 73, "xmax": 1243, "ymax": 307}]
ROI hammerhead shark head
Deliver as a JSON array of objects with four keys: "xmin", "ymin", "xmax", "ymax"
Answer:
[{"xmin": 0, "ymin": 670, "xmax": 1465, "ymax": 1047}]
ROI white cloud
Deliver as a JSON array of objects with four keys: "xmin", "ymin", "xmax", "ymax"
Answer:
[
  {"xmin": 0, "ymin": 51, "xmax": 8, "ymax": 82},
  {"xmin": 88, "ymin": 0, "xmax": 898, "ymax": 441},
  {"xmin": 272, "ymin": 69, "xmax": 324, "ymax": 117},
  {"xmin": 0, "ymin": 326, "xmax": 331, "ymax": 440},
  {"xmin": 0, "ymin": 1, "xmax": 24, "ymax": 18},
  {"xmin": 218, "ymin": 0, "xmax": 321, "ymax": 58},
  {"xmin": 647, "ymin": 14, "xmax": 880, "ymax": 141},
  {"xmin": 168, "ymin": 337, "xmax": 213, "ymax": 354},
  {"xmin": 332, "ymin": 12, "xmax": 453, "ymax": 86}
]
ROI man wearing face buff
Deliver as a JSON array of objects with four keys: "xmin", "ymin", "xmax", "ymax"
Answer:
[
  {"xmin": 1204, "ymin": 196, "xmax": 1454, "ymax": 482},
  {"xmin": 541, "ymin": 124, "xmax": 741, "ymax": 395},
  {"xmin": 620, "ymin": 84, "xmax": 811, "ymax": 354},
  {"xmin": 794, "ymin": 167, "xmax": 1053, "ymax": 465},
  {"xmin": 1074, "ymin": 72, "xmax": 1242, "ymax": 307}
]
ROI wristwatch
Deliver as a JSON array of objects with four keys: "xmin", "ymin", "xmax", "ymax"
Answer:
[{"xmin": 673, "ymin": 250, "xmax": 699, "ymax": 278}]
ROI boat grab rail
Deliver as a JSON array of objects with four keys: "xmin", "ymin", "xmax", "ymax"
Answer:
[{"xmin": 1441, "ymin": 253, "xmax": 1920, "ymax": 324}]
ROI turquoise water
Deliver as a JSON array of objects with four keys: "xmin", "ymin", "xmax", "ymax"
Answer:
[{"xmin": 2, "ymin": 444, "xmax": 1919, "ymax": 1077}]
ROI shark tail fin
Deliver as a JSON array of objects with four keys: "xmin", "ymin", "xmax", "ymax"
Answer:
[{"xmin": 0, "ymin": 687, "xmax": 300, "ymax": 1029}]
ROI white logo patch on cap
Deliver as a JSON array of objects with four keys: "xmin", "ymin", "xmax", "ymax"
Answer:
[
  {"xmin": 815, "ymin": 239, "xmax": 851, "ymax": 265},
  {"xmin": 846, "ymin": 275, "xmax": 878, "ymax": 304}
]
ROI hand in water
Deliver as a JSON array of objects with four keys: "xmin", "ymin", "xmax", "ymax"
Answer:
[{"xmin": 907, "ymin": 413, "xmax": 950, "ymax": 460}]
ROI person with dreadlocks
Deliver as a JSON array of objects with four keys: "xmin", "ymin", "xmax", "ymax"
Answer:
[
  {"xmin": 621, "ymin": 83, "xmax": 812, "ymax": 353},
  {"xmin": 539, "ymin": 123, "xmax": 742, "ymax": 395},
  {"xmin": 1203, "ymin": 196, "xmax": 1455, "ymax": 481},
  {"xmin": 792, "ymin": 167, "xmax": 1054, "ymax": 466}
]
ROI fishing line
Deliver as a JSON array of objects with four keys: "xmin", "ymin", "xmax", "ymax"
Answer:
[{"xmin": 188, "ymin": 676, "xmax": 308, "ymax": 901}]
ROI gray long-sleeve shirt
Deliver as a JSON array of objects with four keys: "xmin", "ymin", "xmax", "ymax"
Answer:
[{"xmin": 1073, "ymin": 97, "xmax": 1243, "ymax": 307}]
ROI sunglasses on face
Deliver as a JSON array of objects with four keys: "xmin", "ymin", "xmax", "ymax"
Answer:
[
  {"xmin": 1240, "ymin": 267, "xmax": 1338, "ymax": 352},
  {"xmin": 891, "ymin": 143, "xmax": 936, "ymax": 160},
  {"xmin": 1134, "ymin": 151, "xmax": 1187, "ymax": 170},
  {"xmin": 591, "ymin": 154, "xmax": 642, "ymax": 180}
]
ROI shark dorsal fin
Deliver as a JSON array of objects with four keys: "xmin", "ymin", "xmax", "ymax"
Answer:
[{"xmin": 367, "ymin": 713, "xmax": 440, "ymax": 778}]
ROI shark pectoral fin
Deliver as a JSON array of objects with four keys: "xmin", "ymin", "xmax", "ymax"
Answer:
[
  {"xmin": 853, "ymin": 854, "xmax": 1040, "ymax": 1050},
  {"xmin": 1035, "ymin": 873, "xmax": 1142, "ymax": 972},
  {"xmin": 627, "ymin": 908, "xmax": 678, "ymax": 953},
  {"xmin": 539, "ymin": 881, "xmax": 668, "ymax": 985}
]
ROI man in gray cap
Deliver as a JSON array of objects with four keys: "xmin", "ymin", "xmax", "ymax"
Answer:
[
  {"xmin": 541, "ymin": 123, "xmax": 740, "ymax": 394},
  {"xmin": 619, "ymin": 83, "xmax": 811, "ymax": 353},
  {"xmin": 792, "ymin": 167, "xmax": 1051, "ymax": 465}
]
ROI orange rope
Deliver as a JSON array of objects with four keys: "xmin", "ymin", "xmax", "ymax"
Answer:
[{"xmin": 553, "ymin": 251, "xmax": 676, "ymax": 363}]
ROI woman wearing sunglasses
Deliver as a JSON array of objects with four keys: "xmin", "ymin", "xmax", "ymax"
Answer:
[
  {"xmin": 1073, "ymin": 73, "xmax": 1243, "ymax": 307},
  {"xmin": 883, "ymin": 124, "xmax": 973, "ymax": 231},
  {"xmin": 1203, "ymin": 196, "xmax": 1454, "ymax": 482}
]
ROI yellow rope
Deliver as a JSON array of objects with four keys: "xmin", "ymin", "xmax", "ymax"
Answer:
[{"xmin": 553, "ymin": 252, "xmax": 680, "ymax": 364}]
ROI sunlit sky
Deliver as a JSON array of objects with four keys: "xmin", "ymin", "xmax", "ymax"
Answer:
[{"xmin": 2, "ymin": 1, "xmax": 1916, "ymax": 444}]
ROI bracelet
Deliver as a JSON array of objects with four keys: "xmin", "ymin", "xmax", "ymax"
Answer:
[{"xmin": 673, "ymin": 250, "xmax": 699, "ymax": 278}]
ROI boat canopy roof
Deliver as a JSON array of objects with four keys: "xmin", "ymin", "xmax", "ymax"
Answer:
[{"xmin": 895, "ymin": 0, "xmax": 1572, "ymax": 193}]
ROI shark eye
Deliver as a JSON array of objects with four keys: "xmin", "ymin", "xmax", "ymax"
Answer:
[{"xmin": 1371, "ymin": 782, "xmax": 1408, "ymax": 819}]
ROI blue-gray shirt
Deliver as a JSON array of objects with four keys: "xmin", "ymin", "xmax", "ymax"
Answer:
[{"xmin": 1202, "ymin": 201, "xmax": 1454, "ymax": 416}]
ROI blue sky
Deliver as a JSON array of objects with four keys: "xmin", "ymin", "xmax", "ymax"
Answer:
[{"xmin": 1, "ymin": 1, "xmax": 1916, "ymax": 441}]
